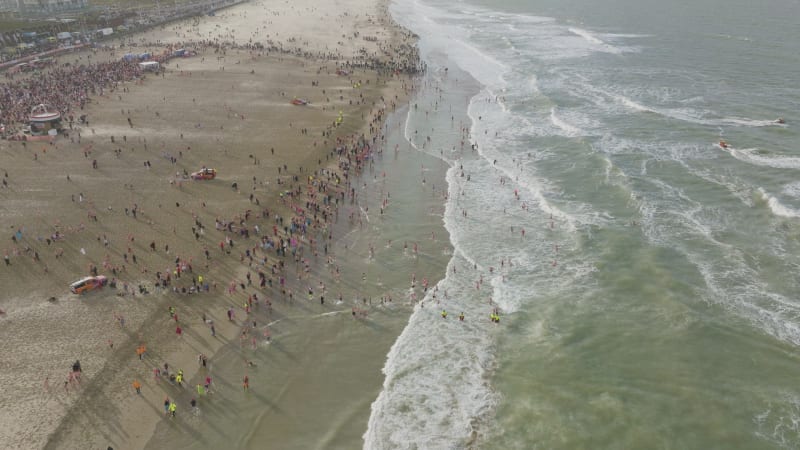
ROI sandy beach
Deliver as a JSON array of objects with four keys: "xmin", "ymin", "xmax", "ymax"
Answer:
[{"xmin": 0, "ymin": 0, "xmax": 448, "ymax": 448}]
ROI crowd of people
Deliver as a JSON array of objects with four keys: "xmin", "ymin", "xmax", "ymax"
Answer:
[
  {"xmin": 1, "ymin": 2, "xmax": 445, "ymax": 447},
  {"xmin": 0, "ymin": 58, "xmax": 145, "ymax": 133}
]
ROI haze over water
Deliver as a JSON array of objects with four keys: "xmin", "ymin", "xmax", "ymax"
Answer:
[{"xmin": 367, "ymin": 0, "xmax": 800, "ymax": 448}]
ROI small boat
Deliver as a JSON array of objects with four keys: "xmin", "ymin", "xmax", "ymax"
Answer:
[{"xmin": 291, "ymin": 98, "xmax": 309, "ymax": 106}]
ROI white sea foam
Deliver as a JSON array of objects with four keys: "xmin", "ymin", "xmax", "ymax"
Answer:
[
  {"xmin": 567, "ymin": 27, "xmax": 626, "ymax": 54},
  {"xmin": 604, "ymin": 32, "xmax": 652, "ymax": 39},
  {"xmin": 397, "ymin": 0, "xmax": 507, "ymax": 88},
  {"xmin": 614, "ymin": 97, "xmax": 785, "ymax": 128},
  {"xmin": 529, "ymin": 74, "xmax": 540, "ymax": 93},
  {"xmin": 715, "ymin": 117, "xmax": 787, "ymax": 127},
  {"xmin": 781, "ymin": 182, "xmax": 800, "ymax": 198},
  {"xmin": 723, "ymin": 146, "xmax": 800, "ymax": 170},
  {"xmin": 614, "ymin": 93, "xmax": 655, "ymax": 113},
  {"xmin": 467, "ymin": 90, "xmax": 588, "ymax": 231},
  {"xmin": 568, "ymin": 26, "xmax": 604, "ymax": 45},
  {"xmin": 759, "ymin": 188, "xmax": 800, "ymax": 218},
  {"xmin": 571, "ymin": 81, "xmax": 785, "ymax": 130},
  {"xmin": 549, "ymin": 106, "xmax": 583, "ymax": 137},
  {"xmin": 365, "ymin": 147, "xmax": 504, "ymax": 448},
  {"xmin": 713, "ymin": 33, "xmax": 753, "ymax": 42}
]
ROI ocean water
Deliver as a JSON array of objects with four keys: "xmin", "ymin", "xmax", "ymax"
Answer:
[{"xmin": 366, "ymin": 0, "xmax": 800, "ymax": 448}]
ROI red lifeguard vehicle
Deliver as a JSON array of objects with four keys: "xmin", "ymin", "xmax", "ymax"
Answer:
[
  {"xmin": 70, "ymin": 276, "xmax": 108, "ymax": 295},
  {"xmin": 191, "ymin": 167, "xmax": 217, "ymax": 180}
]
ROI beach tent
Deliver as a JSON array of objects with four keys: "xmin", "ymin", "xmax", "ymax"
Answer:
[{"xmin": 139, "ymin": 61, "xmax": 160, "ymax": 72}]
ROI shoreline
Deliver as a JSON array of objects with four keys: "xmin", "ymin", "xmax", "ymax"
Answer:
[{"xmin": 0, "ymin": 0, "xmax": 451, "ymax": 448}]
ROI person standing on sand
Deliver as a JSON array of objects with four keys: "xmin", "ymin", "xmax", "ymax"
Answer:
[
  {"xmin": 243, "ymin": 375, "xmax": 249, "ymax": 391},
  {"xmin": 132, "ymin": 379, "xmax": 141, "ymax": 395}
]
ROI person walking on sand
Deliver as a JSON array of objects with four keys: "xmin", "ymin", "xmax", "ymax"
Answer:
[
  {"xmin": 243, "ymin": 375, "xmax": 249, "ymax": 391},
  {"xmin": 132, "ymin": 379, "xmax": 142, "ymax": 395},
  {"xmin": 169, "ymin": 401, "xmax": 177, "ymax": 418}
]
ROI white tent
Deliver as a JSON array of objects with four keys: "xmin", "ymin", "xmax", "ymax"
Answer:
[{"xmin": 139, "ymin": 61, "xmax": 160, "ymax": 72}]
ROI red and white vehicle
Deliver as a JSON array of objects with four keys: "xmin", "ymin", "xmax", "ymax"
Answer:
[
  {"xmin": 191, "ymin": 167, "xmax": 217, "ymax": 180},
  {"xmin": 70, "ymin": 275, "xmax": 108, "ymax": 294}
]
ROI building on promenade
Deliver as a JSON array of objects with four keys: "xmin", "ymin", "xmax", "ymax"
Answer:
[{"xmin": 0, "ymin": 0, "xmax": 89, "ymax": 16}]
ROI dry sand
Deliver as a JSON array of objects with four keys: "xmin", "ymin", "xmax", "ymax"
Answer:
[{"xmin": 0, "ymin": 0, "xmax": 435, "ymax": 448}]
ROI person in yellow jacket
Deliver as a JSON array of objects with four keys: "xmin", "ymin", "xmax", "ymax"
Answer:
[{"xmin": 168, "ymin": 401, "xmax": 177, "ymax": 417}]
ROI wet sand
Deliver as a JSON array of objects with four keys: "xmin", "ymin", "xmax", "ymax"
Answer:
[
  {"xmin": 0, "ymin": 0, "xmax": 445, "ymax": 448},
  {"xmin": 142, "ymin": 105, "xmax": 453, "ymax": 449}
]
